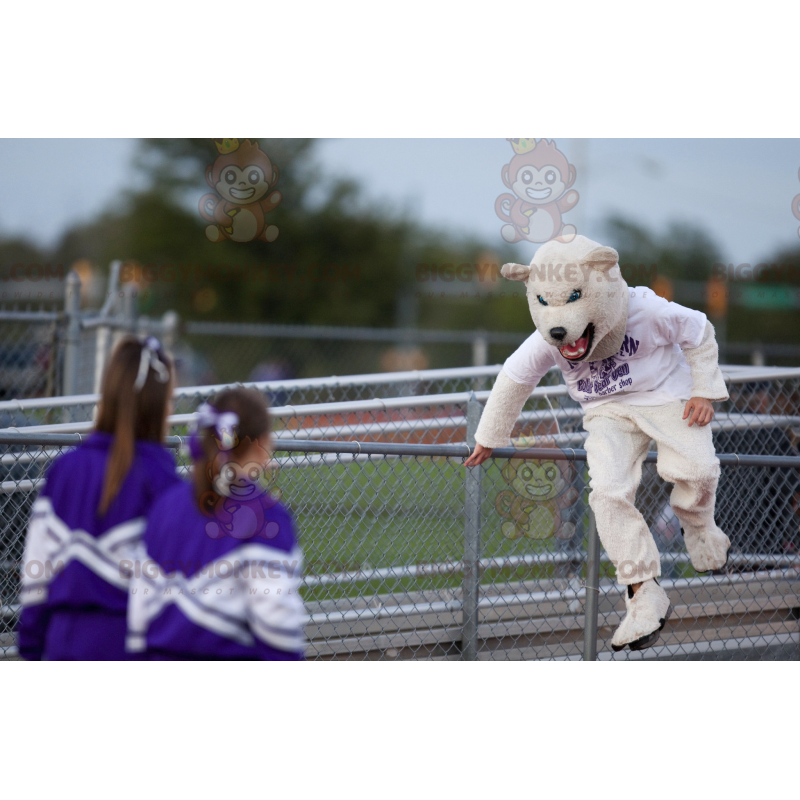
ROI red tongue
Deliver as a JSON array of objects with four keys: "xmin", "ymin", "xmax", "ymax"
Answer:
[
  {"xmin": 560, "ymin": 334, "xmax": 589, "ymax": 356},
  {"xmin": 563, "ymin": 334, "xmax": 587, "ymax": 349}
]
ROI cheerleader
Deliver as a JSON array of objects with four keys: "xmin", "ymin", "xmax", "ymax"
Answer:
[
  {"xmin": 126, "ymin": 387, "xmax": 306, "ymax": 660},
  {"xmin": 17, "ymin": 337, "xmax": 179, "ymax": 660}
]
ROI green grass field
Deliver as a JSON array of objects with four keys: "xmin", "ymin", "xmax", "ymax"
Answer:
[{"xmin": 272, "ymin": 454, "xmax": 705, "ymax": 604}]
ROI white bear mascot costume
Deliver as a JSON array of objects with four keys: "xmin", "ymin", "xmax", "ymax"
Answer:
[{"xmin": 473, "ymin": 235, "xmax": 731, "ymax": 652}]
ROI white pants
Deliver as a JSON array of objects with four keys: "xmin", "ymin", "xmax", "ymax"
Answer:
[{"xmin": 583, "ymin": 400, "xmax": 725, "ymax": 585}]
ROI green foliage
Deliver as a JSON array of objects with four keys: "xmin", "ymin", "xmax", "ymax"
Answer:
[
  {"xmin": 44, "ymin": 138, "xmax": 517, "ymax": 329},
  {"xmin": 605, "ymin": 215, "xmax": 723, "ymax": 281},
  {"xmin": 2, "ymin": 140, "xmax": 798, "ymax": 352}
]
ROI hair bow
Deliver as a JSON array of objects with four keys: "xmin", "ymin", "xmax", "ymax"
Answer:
[
  {"xmin": 189, "ymin": 403, "xmax": 240, "ymax": 459},
  {"xmin": 133, "ymin": 336, "xmax": 170, "ymax": 392}
]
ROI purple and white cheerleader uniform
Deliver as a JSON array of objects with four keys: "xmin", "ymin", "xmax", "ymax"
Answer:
[
  {"xmin": 17, "ymin": 432, "xmax": 181, "ymax": 660},
  {"xmin": 126, "ymin": 481, "xmax": 307, "ymax": 660}
]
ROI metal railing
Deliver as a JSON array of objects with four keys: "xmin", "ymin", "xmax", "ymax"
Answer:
[
  {"xmin": 6, "ymin": 262, "xmax": 799, "ymax": 405},
  {"xmin": 0, "ymin": 265, "xmax": 176, "ymax": 401},
  {"xmin": 1, "ymin": 371, "xmax": 799, "ymax": 660}
]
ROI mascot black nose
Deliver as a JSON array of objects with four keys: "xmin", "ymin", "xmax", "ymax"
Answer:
[{"xmin": 550, "ymin": 327, "xmax": 567, "ymax": 341}]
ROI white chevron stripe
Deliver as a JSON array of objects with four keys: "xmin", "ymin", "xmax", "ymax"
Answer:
[
  {"xmin": 128, "ymin": 543, "xmax": 308, "ymax": 653},
  {"xmin": 20, "ymin": 496, "xmax": 145, "ymax": 601}
]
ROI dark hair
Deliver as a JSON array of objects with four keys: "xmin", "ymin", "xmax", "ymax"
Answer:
[
  {"xmin": 193, "ymin": 387, "xmax": 271, "ymax": 512},
  {"xmin": 95, "ymin": 337, "xmax": 173, "ymax": 515}
]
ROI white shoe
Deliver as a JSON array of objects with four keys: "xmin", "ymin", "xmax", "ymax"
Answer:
[
  {"xmin": 611, "ymin": 578, "xmax": 673, "ymax": 652},
  {"xmin": 682, "ymin": 525, "xmax": 731, "ymax": 573}
]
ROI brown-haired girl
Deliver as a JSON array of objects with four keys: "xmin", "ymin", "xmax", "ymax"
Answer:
[
  {"xmin": 127, "ymin": 387, "xmax": 306, "ymax": 660},
  {"xmin": 17, "ymin": 336, "xmax": 181, "ymax": 660}
]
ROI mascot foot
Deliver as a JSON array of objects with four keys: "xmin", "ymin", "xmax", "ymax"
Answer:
[
  {"xmin": 205, "ymin": 225, "xmax": 223, "ymax": 242},
  {"xmin": 611, "ymin": 578, "xmax": 672, "ymax": 652},
  {"xmin": 682, "ymin": 525, "xmax": 731, "ymax": 573}
]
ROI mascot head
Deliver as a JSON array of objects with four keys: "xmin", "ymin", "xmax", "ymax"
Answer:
[{"xmin": 501, "ymin": 235, "xmax": 629, "ymax": 363}]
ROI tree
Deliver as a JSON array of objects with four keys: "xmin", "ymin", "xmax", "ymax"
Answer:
[{"xmin": 605, "ymin": 215, "xmax": 723, "ymax": 282}]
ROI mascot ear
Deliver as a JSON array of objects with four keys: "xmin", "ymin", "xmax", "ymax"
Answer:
[
  {"xmin": 581, "ymin": 246, "xmax": 619, "ymax": 272},
  {"xmin": 501, "ymin": 262, "xmax": 531, "ymax": 282}
]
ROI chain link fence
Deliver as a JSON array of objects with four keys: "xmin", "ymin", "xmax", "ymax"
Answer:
[
  {"xmin": 0, "ymin": 309, "xmax": 61, "ymax": 402},
  {"xmin": 2, "ymin": 366, "xmax": 799, "ymax": 660},
  {"xmin": 0, "ymin": 268, "xmax": 174, "ymax": 405},
  {"xmin": 4, "ymin": 265, "xmax": 800, "ymax": 407}
]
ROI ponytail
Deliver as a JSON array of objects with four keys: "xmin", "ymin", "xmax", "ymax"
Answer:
[
  {"xmin": 191, "ymin": 388, "xmax": 270, "ymax": 513},
  {"xmin": 96, "ymin": 337, "xmax": 173, "ymax": 516},
  {"xmin": 98, "ymin": 390, "xmax": 138, "ymax": 515}
]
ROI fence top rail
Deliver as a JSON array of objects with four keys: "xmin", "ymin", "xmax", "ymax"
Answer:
[
  {"xmin": 79, "ymin": 314, "xmax": 171, "ymax": 332},
  {"xmin": 0, "ymin": 388, "xmax": 557, "ymax": 434},
  {"xmin": 0, "ymin": 432, "xmax": 798, "ymax": 469},
  {"xmin": 0, "ymin": 310, "xmax": 61, "ymax": 322},
  {"xmin": 720, "ymin": 366, "xmax": 800, "ymax": 381},
  {"xmin": 4, "ymin": 407, "xmax": 799, "ymax": 438},
  {"xmin": 0, "ymin": 362, "xmax": 798, "ymax": 417},
  {"xmin": 172, "ymin": 364, "xmax": 511, "ymax": 399},
  {"xmin": 0, "ymin": 364, "xmax": 514, "ymax": 413},
  {"xmin": 3, "ymin": 388, "xmax": 800, "ymax": 437},
  {"xmin": 177, "ymin": 364, "xmax": 798, "ymax": 389}
]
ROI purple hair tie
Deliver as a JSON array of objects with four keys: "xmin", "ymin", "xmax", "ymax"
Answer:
[{"xmin": 189, "ymin": 403, "xmax": 240, "ymax": 460}]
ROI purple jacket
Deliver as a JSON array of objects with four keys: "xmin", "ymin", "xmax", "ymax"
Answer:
[
  {"xmin": 17, "ymin": 432, "xmax": 181, "ymax": 660},
  {"xmin": 127, "ymin": 482, "xmax": 306, "ymax": 660}
]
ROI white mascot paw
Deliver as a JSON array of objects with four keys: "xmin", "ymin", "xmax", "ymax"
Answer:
[
  {"xmin": 611, "ymin": 578, "xmax": 673, "ymax": 652},
  {"xmin": 682, "ymin": 525, "xmax": 731, "ymax": 573}
]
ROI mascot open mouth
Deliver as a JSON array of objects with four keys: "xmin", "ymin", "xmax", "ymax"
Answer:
[
  {"xmin": 229, "ymin": 483, "xmax": 257, "ymax": 497},
  {"xmin": 526, "ymin": 187, "xmax": 552, "ymax": 200},
  {"xmin": 558, "ymin": 323, "xmax": 594, "ymax": 361},
  {"xmin": 525, "ymin": 484, "xmax": 554, "ymax": 498}
]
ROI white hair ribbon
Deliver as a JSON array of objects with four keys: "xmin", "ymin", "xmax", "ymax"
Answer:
[
  {"xmin": 195, "ymin": 403, "xmax": 240, "ymax": 451},
  {"xmin": 133, "ymin": 336, "xmax": 170, "ymax": 392}
]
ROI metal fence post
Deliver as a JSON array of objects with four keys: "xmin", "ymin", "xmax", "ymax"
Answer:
[
  {"xmin": 161, "ymin": 310, "xmax": 179, "ymax": 353},
  {"xmin": 472, "ymin": 333, "xmax": 488, "ymax": 392},
  {"xmin": 62, "ymin": 270, "xmax": 81, "ymax": 398},
  {"xmin": 472, "ymin": 334, "xmax": 487, "ymax": 368},
  {"xmin": 582, "ymin": 506, "xmax": 600, "ymax": 661},
  {"xmin": 93, "ymin": 324, "xmax": 110, "ymax": 394},
  {"xmin": 92, "ymin": 260, "xmax": 122, "ymax": 393},
  {"xmin": 461, "ymin": 392, "xmax": 483, "ymax": 660},
  {"xmin": 122, "ymin": 280, "xmax": 138, "ymax": 326}
]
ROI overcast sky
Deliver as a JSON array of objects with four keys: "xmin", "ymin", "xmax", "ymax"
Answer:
[{"xmin": 0, "ymin": 138, "xmax": 797, "ymax": 265}]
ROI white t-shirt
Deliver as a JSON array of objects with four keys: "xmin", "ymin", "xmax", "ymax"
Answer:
[{"xmin": 503, "ymin": 286, "xmax": 708, "ymax": 409}]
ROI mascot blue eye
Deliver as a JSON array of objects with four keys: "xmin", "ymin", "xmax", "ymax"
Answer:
[
  {"xmin": 567, "ymin": 289, "xmax": 581, "ymax": 303},
  {"xmin": 537, "ymin": 295, "xmax": 548, "ymax": 306}
]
